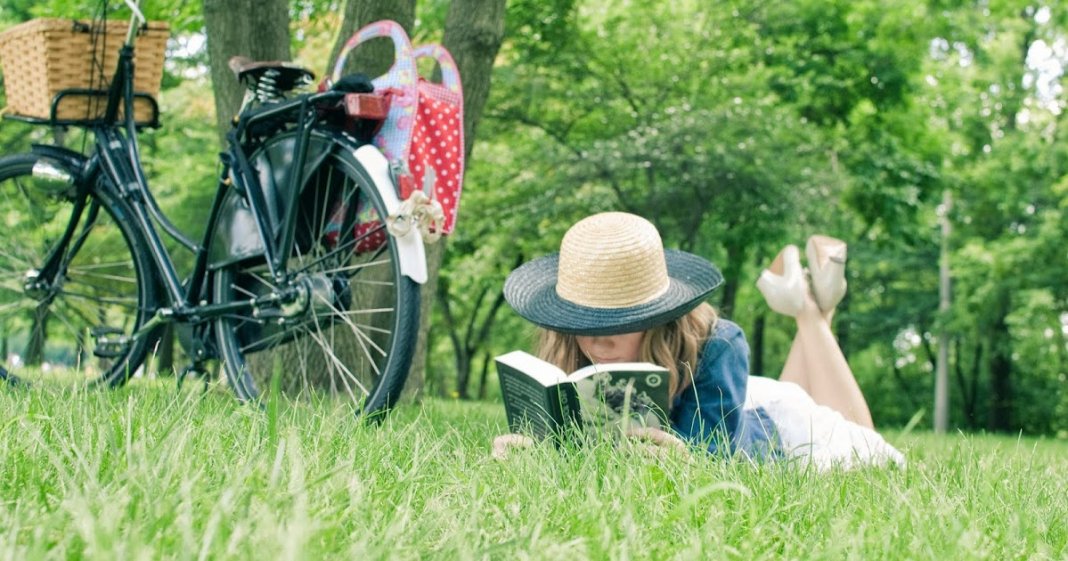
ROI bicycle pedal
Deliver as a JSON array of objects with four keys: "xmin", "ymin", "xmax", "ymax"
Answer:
[{"xmin": 90, "ymin": 326, "xmax": 131, "ymax": 359}]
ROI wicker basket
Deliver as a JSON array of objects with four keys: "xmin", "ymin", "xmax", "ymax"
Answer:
[{"xmin": 0, "ymin": 18, "xmax": 169, "ymax": 124}]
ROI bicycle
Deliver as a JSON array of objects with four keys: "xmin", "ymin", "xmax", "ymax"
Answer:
[{"xmin": 0, "ymin": 0, "xmax": 431, "ymax": 416}]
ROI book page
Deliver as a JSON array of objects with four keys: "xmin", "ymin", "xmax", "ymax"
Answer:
[
  {"xmin": 567, "ymin": 362, "xmax": 668, "ymax": 382},
  {"xmin": 495, "ymin": 350, "xmax": 567, "ymax": 387},
  {"xmin": 569, "ymin": 365, "xmax": 672, "ymax": 431}
]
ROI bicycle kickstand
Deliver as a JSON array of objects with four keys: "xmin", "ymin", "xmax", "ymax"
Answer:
[{"xmin": 176, "ymin": 362, "xmax": 213, "ymax": 395}]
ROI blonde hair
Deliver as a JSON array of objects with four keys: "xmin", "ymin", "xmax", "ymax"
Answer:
[{"xmin": 537, "ymin": 302, "xmax": 719, "ymax": 402}]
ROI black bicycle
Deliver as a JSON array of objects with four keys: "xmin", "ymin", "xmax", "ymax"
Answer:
[{"xmin": 0, "ymin": 1, "xmax": 429, "ymax": 416}]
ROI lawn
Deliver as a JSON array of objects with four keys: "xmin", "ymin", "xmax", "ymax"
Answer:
[{"xmin": 1, "ymin": 373, "xmax": 1066, "ymax": 560}]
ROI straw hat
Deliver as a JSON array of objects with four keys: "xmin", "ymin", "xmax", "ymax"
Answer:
[{"xmin": 503, "ymin": 212, "xmax": 723, "ymax": 335}]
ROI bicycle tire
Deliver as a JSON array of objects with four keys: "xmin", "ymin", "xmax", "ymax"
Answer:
[
  {"xmin": 0, "ymin": 152, "xmax": 157, "ymax": 385},
  {"xmin": 213, "ymin": 139, "xmax": 420, "ymax": 417}
]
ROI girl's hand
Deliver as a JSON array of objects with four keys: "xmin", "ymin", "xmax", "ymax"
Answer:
[
  {"xmin": 624, "ymin": 426, "xmax": 690, "ymax": 455},
  {"xmin": 491, "ymin": 433, "xmax": 535, "ymax": 460}
]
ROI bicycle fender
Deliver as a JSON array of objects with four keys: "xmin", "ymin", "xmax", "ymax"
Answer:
[
  {"xmin": 351, "ymin": 145, "xmax": 428, "ymax": 284},
  {"xmin": 208, "ymin": 134, "xmax": 334, "ymax": 270},
  {"xmin": 30, "ymin": 144, "xmax": 89, "ymax": 174}
]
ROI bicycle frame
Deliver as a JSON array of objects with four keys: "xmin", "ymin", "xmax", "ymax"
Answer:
[{"xmin": 27, "ymin": 3, "xmax": 427, "ymax": 359}]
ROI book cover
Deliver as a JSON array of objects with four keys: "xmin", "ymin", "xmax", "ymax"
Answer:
[{"xmin": 495, "ymin": 350, "xmax": 671, "ymax": 438}]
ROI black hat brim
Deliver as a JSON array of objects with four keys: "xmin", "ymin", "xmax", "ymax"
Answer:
[{"xmin": 503, "ymin": 249, "xmax": 723, "ymax": 336}]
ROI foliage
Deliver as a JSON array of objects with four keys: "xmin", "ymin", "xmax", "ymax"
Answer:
[
  {"xmin": 439, "ymin": 0, "xmax": 1068, "ymax": 437},
  {"xmin": 0, "ymin": 0, "xmax": 1065, "ymax": 434},
  {"xmin": 0, "ymin": 0, "xmax": 202, "ymax": 31}
]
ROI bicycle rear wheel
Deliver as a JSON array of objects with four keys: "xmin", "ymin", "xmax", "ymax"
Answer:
[
  {"xmin": 213, "ymin": 144, "xmax": 420, "ymax": 416},
  {"xmin": 0, "ymin": 153, "xmax": 157, "ymax": 384}
]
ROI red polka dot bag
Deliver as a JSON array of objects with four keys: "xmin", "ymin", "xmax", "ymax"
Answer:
[
  {"xmin": 324, "ymin": 21, "xmax": 464, "ymax": 253},
  {"xmin": 405, "ymin": 44, "xmax": 464, "ymax": 235}
]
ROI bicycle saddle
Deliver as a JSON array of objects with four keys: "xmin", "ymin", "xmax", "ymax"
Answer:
[{"xmin": 228, "ymin": 56, "xmax": 315, "ymax": 93}]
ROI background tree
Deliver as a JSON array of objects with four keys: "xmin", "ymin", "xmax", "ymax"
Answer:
[
  {"xmin": 1, "ymin": 0, "xmax": 1065, "ymax": 435},
  {"xmin": 202, "ymin": 0, "xmax": 291, "ymax": 139},
  {"xmin": 327, "ymin": 0, "xmax": 507, "ymax": 399},
  {"xmin": 431, "ymin": 0, "xmax": 1068, "ymax": 435}
]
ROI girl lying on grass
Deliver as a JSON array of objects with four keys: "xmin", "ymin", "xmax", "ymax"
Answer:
[{"xmin": 495, "ymin": 212, "xmax": 904, "ymax": 470}]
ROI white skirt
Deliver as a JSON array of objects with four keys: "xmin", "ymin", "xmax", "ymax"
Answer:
[{"xmin": 745, "ymin": 376, "xmax": 906, "ymax": 471}]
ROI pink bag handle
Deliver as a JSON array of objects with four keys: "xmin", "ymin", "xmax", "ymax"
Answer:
[
  {"xmin": 330, "ymin": 20, "xmax": 416, "ymax": 91},
  {"xmin": 413, "ymin": 44, "xmax": 462, "ymax": 95},
  {"xmin": 330, "ymin": 20, "xmax": 418, "ymax": 167}
]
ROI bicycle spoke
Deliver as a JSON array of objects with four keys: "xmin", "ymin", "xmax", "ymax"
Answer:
[
  {"xmin": 332, "ymin": 307, "xmax": 396, "ymax": 316},
  {"xmin": 235, "ymin": 324, "xmax": 298, "ymax": 354},
  {"xmin": 67, "ymin": 260, "xmax": 140, "ymax": 272},
  {"xmin": 347, "ymin": 278, "xmax": 397, "ymax": 288},
  {"xmin": 0, "ymin": 246, "xmax": 32, "ymax": 262},
  {"xmin": 310, "ymin": 288, "xmax": 388, "ymax": 358},
  {"xmin": 0, "ymin": 278, "xmax": 24, "ymax": 293},
  {"xmin": 330, "ymin": 318, "xmax": 392, "ymax": 335},
  {"xmin": 292, "ymin": 225, "xmax": 390, "ymax": 277},
  {"xmin": 65, "ymin": 268, "xmax": 139, "ymax": 284},
  {"xmin": 303, "ymin": 321, "xmax": 369, "ymax": 400},
  {"xmin": 212, "ymin": 141, "xmax": 419, "ymax": 414},
  {"xmin": 230, "ymin": 282, "xmax": 260, "ymax": 300},
  {"xmin": 247, "ymin": 271, "xmax": 280, "ymax": 292},
  {"xmin": 58, "ymin": 289, "xmax": 141, "ymax": 308},
  {"xmin": 318, "ymin": 259, "xmax": 392, "ymax": 276},
  {"xmin": 0, "ymin": 301, "xmax": 24, "ymax": 314}
]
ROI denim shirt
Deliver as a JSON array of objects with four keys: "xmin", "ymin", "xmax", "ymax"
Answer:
[{"xmin": 670, "ymin": 319, "xmax": 777, "ymax": 459}]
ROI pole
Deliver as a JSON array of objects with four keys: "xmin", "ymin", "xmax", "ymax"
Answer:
[{"xmin": 934, "ymin": 189, "xmax": 952, "ymax": 433}]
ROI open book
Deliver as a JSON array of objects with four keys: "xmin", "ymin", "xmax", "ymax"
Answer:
[{"xmin": 495, "ymin": 350, "xmax": 672, "ymax": 440}]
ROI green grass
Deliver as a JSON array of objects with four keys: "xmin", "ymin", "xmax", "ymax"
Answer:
[{"xmin": 1, "ymin": 374, "xmax": 1066, "ymax": 560}]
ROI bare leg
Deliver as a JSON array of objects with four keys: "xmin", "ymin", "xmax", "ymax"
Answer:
[
  {"xmin": 778, "ymin": 338, "xmax": 809, "ymax": 390},
  {"xmin": 791, "ymin": 283, "xmax": 874, "ymax": 429},
  {"xmin": 758, "ymin": 239, "xmax": 874, "ymax": 428}
]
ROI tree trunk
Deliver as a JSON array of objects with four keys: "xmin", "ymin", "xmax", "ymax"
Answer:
[
  {"xmin": 954, "ymin": 338, "xmax": 982, "ymax": 429},
  {"xmin": 318, "ymin": 0, "xmax": 506, "ymax": 402},
  {"xmin": 441, "ymin": 0, "xmax": 509, "ymax": 160},
  {"xmin": 986, "ymin": 290, "xmax": 1013, "ymax": 432},
  {"xmin": 750, "ymin": 313, "xmax": 766, "ymax": 378},
  {"xmin": 720, "ymin": 241, "xmax": 746, "ymax": 319},
  {"xmin": 477, "ymin": 352, "xmax": 491, "ymax": 399},
  {"xmin": 202, "ymin": 0, "xmax": 292, "ymax": 143},
  {"xmin": 201, "ymin": 0, "xmax": 292, "ymax": 391},
  {"xmin": 328, "ymin": 1, "xmax": 416, "ymax": 78},
  {"xmin": 25, "ymin": 304, "xmax": 48, "ymax": 366},
  {"xmin": 405, "ymin": 0, "xmax": 508, "ymax": 399},
  {"xmin": 455, "ymin": 343, "xmax": 472, "ymax": 399},
  {"xmin": 934, "ymin": 189, "xmax": 952, "ymax": 433}
]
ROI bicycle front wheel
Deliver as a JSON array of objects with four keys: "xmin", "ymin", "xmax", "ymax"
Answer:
[
  {"xmin": 0, "ymin": 153, "xmax": 157, "ymax": 384},
  {"xmin": 213, "ymin": 144, "xmax": 420, "ymax": 416}
]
